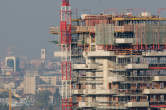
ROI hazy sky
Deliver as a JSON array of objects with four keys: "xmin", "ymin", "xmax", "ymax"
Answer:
[{"xmin": 0, "ymin": 0, "xmax": 166, "ymax": 59}]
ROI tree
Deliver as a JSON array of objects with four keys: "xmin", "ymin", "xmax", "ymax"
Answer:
[
  {"xmin": 35, "ymin": 90, "xmax": 51, "ymax": 110},
  {"xmin": 0, "ymin": 104, "xmax": 8, "ymax": 110},
  {"xmin": 20, "ymin": 105, "xmax": 26, "ymax": 110},
  {"xmin": 54, "ymin": 88, "xmax": 61, "ymax": 109},
  {"xmin": 0, "ymin": 92, "xmax": 8, "ymax": 98},
  {"xmin": 48, "ymin": 104, "xmax": 54, "ymax": 110}
]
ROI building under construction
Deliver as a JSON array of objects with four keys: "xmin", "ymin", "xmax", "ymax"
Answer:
[{"xmin": 50, "ymin": 2, "xmax": 166, "ymax": 109}]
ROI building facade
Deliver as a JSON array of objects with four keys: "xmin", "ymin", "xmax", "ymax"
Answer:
[{"xmin": 50, "ymin": 13, "xmax": 166, "ymax": 110}]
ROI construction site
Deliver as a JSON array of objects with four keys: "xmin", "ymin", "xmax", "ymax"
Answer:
[{"xmin": 49, "ymin": 0, "xmax": 166, "ymax": 110}]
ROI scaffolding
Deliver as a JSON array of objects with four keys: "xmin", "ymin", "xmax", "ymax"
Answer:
[{"xmin": 50, "ymin": 6, "xmax": 166, "ymax": 110}]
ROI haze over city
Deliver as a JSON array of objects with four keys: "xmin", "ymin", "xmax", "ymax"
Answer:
[{"xmin": 0, "ymin": 0, "xmax": 166, "ymax": 58}]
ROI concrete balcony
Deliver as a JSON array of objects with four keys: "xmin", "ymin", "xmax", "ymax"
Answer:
[
  {"xmin": 115, "ymin": 38, "xmax": 134, "ymax": 44},
  {"xmin": 142, "ymin": 51, "xmax": 166, "ymax": 57},
  {"xmin": 79, "ymin": 80, "xmax": 103, "ymax": 84},
  {"xmin": 78, "ymin": 102, "xmax": 96, "ymax": 108},
  {"xmin": 83, "ymin": 89, "xmax": 96, "ymax": 95},
  {"xmin": 96, "ymin": 89, "xmax": 117, "ymax": 95},
  {"xmin": 88, "ymin": 64, "xmax": 98, "ymax": 69},
  {"xmin": 125, "ymin": 102, "xmax": 149, "ymax": 107},
  {"xmin": 73, "ymin": 64, "xmax": 97, "ymax": 70},
  {"xmin": 83, "ymin": 89, "xmax": 117, "ymax": 95},
  {"xmin": 97, "ymin": 106, "xmax": 127, "ymax": 109},
  {"xmin": 108, "ymin": 76, "xmax": 125, "ymax": 82},
  {"xmin": 153, "ymin": 76, "xmax": 166, "ymax": 81},
  {"xmin": 126, "ymin": 64, "xmax": 149, "ymax": 69},
  {"xmin": 87, "ymin": 51, "xmax": 115, "ymax": 57},
  {"xmin": 73, "ymin": 64, "xmax": 87, "ymax": 70},
  {"xmin": 143, "ymin": 89, "xmax": 166, "ymax": 94},
  {"xmin": 96, "ymin": 102, "xmax": 127, "ymax": 109},
  {"xmin": 73, "ymin": 89, "xmax": 83, "ymax": 95},
  {"xmin": 116, "ymin": 55, "xmax": 131, "ymax": 58},
  {"xmin": 108, "ymin": 65, "xmax": 126, "ymax": 71}
]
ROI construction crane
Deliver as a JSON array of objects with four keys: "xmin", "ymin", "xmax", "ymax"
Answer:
[
  {"xmin": 0, "ymin": 89, "xmax": 12, "ymax": 110},
  {"xmin": 60, "ymin": 0, "xmax": 72, "ymax": 110}
]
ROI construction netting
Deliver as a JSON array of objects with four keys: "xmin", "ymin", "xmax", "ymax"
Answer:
[
  {"xmin": 95, "ymin": 24, "xmax": 115, "ymax": 45},
  {"xmin": 134, "ymin": 24, "xmax": 166, "ymax": 45},
  {"xmin": 95, "ymin": 23, "xmax": 166, "ymax": 45}
]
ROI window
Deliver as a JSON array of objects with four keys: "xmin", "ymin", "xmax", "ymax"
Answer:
[
  {"xmin": 160, "ymin": 95, "xmax": 164, "ymax": 102},
  {"xmin": 92, "ymin": 96, "xmax": 96, "ymax": 102},
  {"xmin": 136, "ymin": 83, "xmax": 140, "ymax": 89},
  {"xmin": 152, "ymin": 82, "xmax": 155, "ymax": 89},
  {"xmin": 147, "ymin": 83, "xmax": 150, "ymax": 89},
  {"xmin": 153, "ymin": 95, "xmax": 156, "ymax": 101},
  {"xmin": 160, "ymin": 82, "xmax": 164, "ymax": 89},
  {"xmin": 92, "ymin": 84, "xmax": 96, "ymax": 89},
  {"xmin": 136, "ymin": 58, "xmax": 140, "ymax": 64},
  {"xmin": 136, "ymin": 96, "xmax": 140, "ymax": 102}
]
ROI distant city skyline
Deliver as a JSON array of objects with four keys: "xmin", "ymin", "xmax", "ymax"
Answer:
[{"xmin": 0, "ymin": 0, "xmax": 166, "ymax": 58}]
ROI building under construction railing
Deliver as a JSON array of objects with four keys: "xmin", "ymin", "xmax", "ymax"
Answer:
[{"xmin": 50, "ymin": 11, "xmax": 166, "ymax": 110}]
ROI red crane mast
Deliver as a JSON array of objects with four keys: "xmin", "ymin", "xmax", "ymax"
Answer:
[{"xmin": 60, "ymin": 0, "xmax": 72, "ymax": 110}]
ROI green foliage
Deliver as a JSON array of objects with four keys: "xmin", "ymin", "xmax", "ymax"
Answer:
[
  {"xmin": 53, "ymin": 88, "xmax": 61, "ymax": 109},
  {"xmin": 35, "ymin": 90, "xmax": 51, "ymax": 109},
  {"xmin": 0, "ymin": 91, "xmax": 19, "ymax": 100},
  {"xmin": 20, "ymin": 104, "xmax": 26, "ymax": 110},
  {"xmin": 48, "ymin": 104, "xmax": 54, "ymax": 110},
  {"xmin": 0, "ymin": 104, "xmax": 8, "ymax": 110},
  {"xmin": 0, "ymin": 92, "xmax": 8, "ymax": 98}
]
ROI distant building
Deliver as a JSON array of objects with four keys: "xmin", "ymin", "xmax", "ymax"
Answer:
[
  {"xmin": 30, "ymin": 59, "xmax": 42, "ymax": 69},
  {"xmin": 41, "ymin": 48, "xmax": 46, "ymax": 64},
  {"xmin": 23, "ymin": 71, "xmax": 57, "ymax": 95},
  {"xmin": 5, "ymin": 56, "xmax": 20, "ymax": 72},
  {"xmin": 23, "ymin": 71, "xmax": 38, "ymax": 95},
  {"xmin": 40, "ymin": 76, "xmax": 56, "ymax": 86},
  {"xmin": 24, "ymin": 75, "xmax": 37, "ymax": 95}
]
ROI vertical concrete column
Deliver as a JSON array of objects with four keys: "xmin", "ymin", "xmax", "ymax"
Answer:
[{"xmin": 103, "ymin": 59, "xmax": 109, "ymax": 89}]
